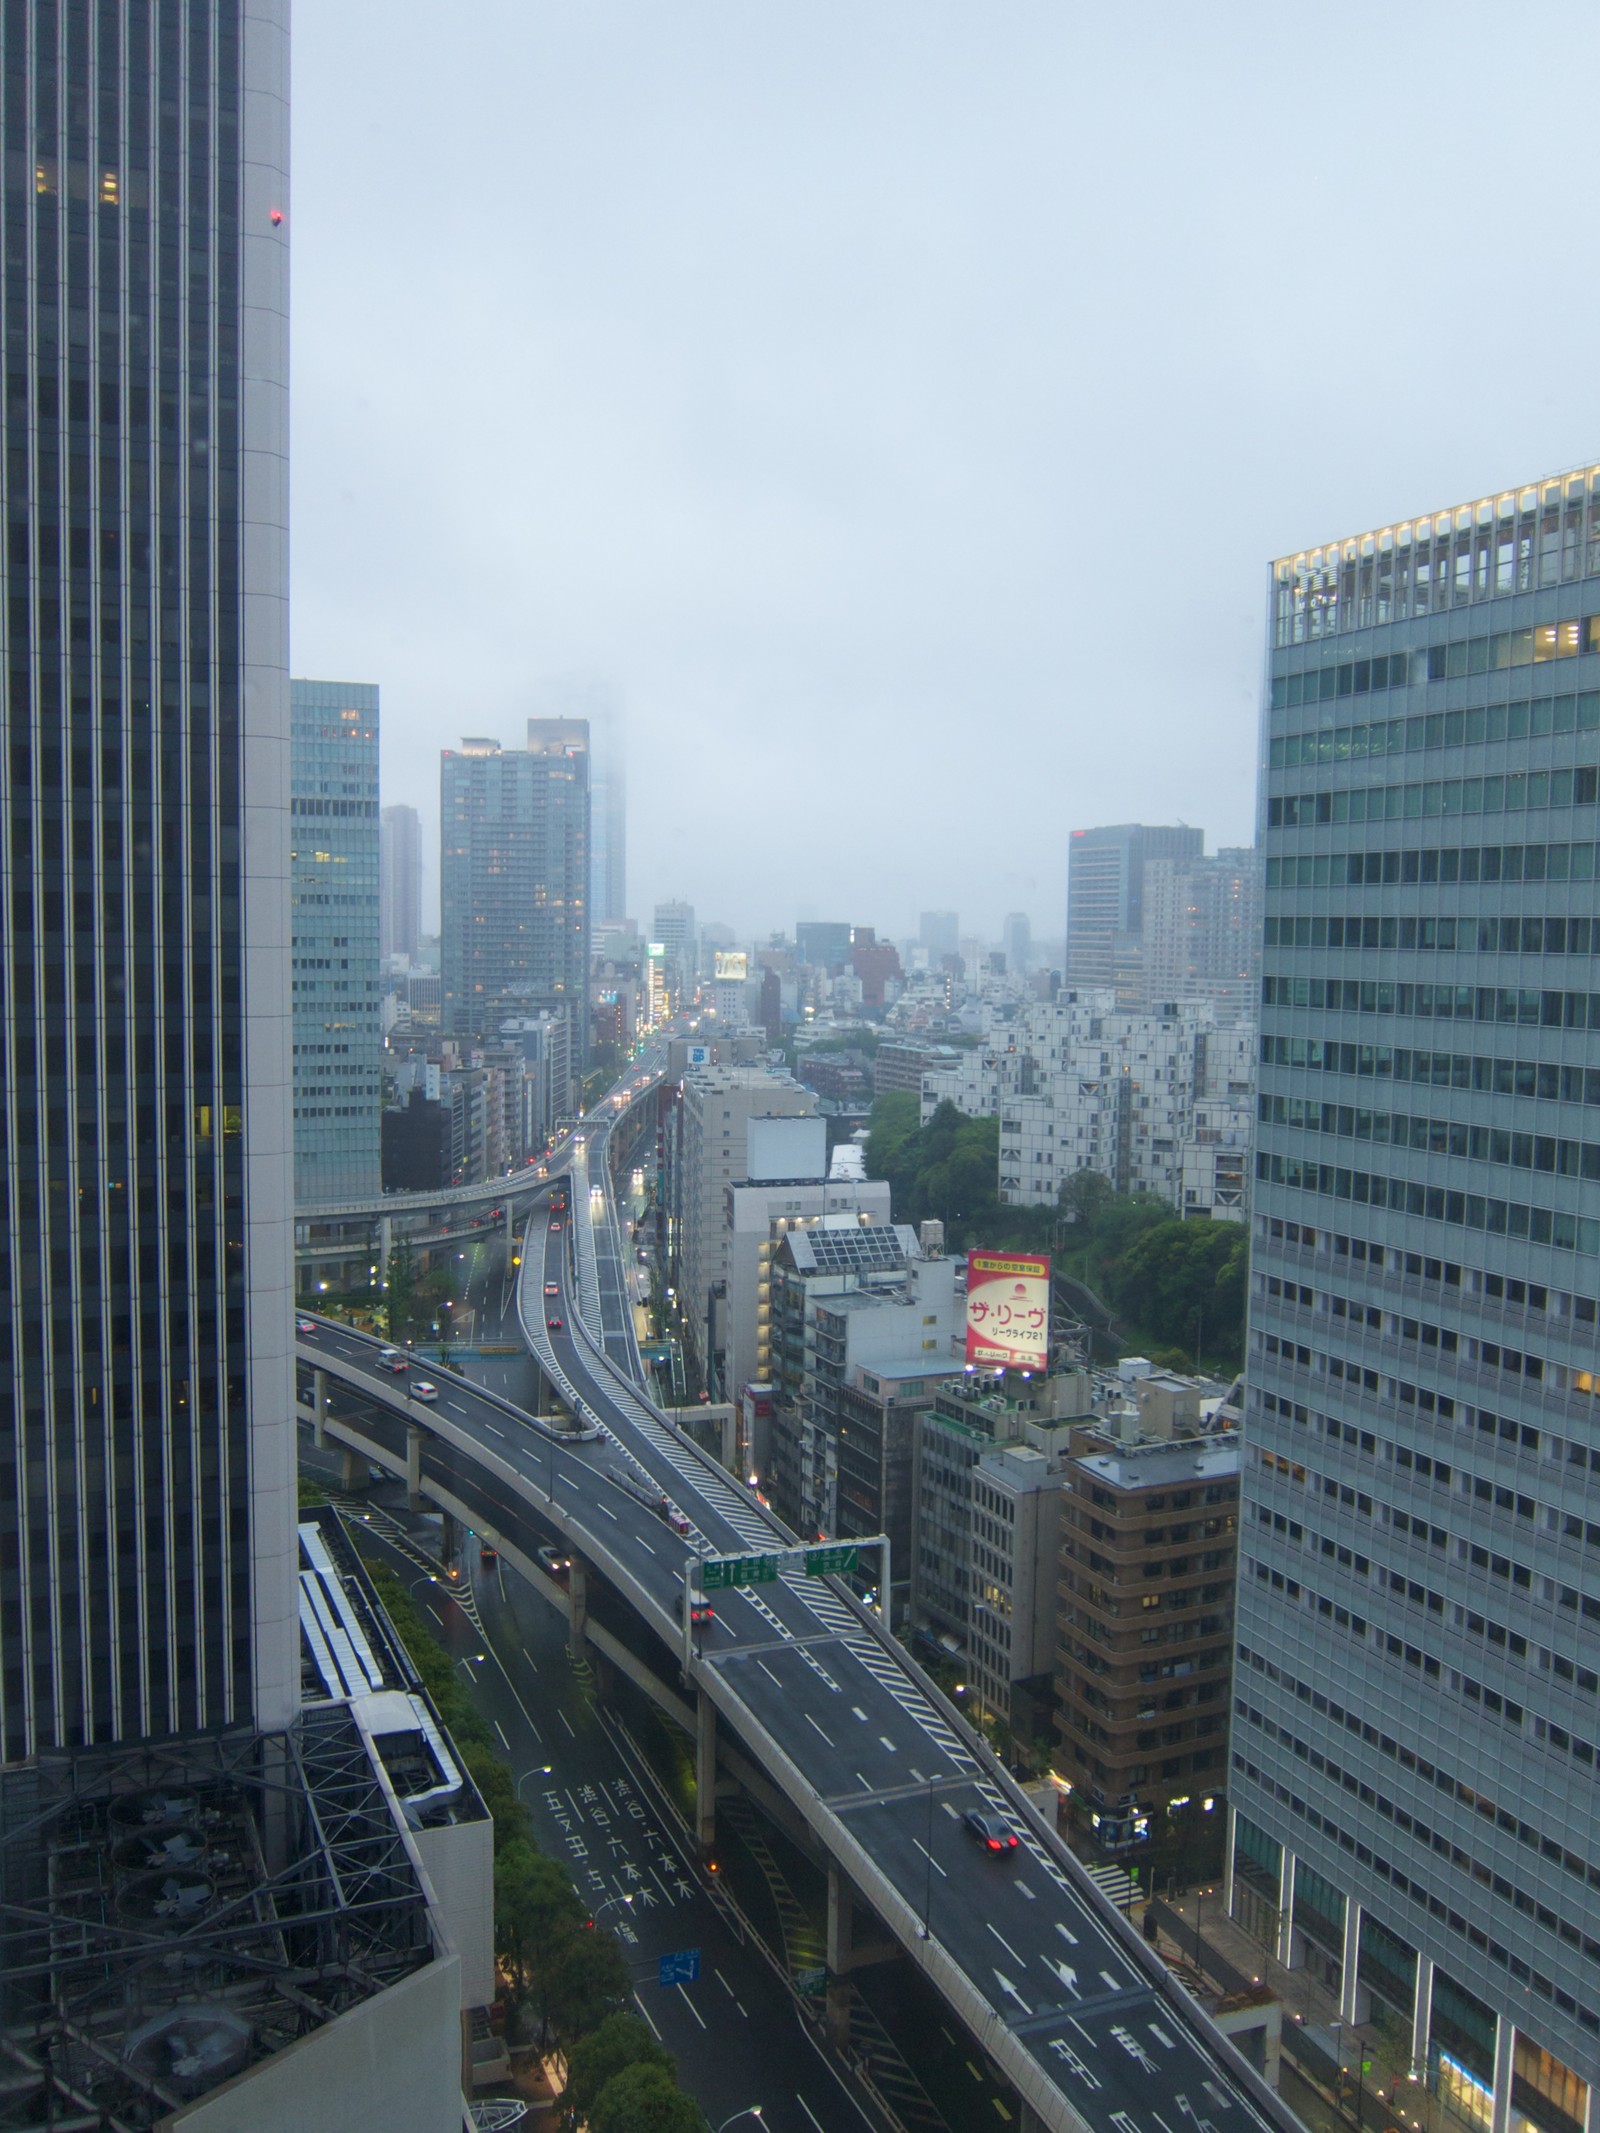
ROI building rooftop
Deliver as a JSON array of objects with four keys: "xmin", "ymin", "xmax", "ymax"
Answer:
[{"xmin": 1071, "ymin": 1434, "xmax": 1240, "ymax": 1492}]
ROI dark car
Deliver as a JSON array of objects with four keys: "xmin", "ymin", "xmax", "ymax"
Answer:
[
  {"xmin": 689, "ymin": 1600, "xmax": 715, "ymax": 1626},
  {"xmin": 964, "ymin": 1809, "xmax": 1019, "ymax": 1853},
  {"xmin": 547, "ymin": 1315, "xmax": 563, "ymax": 1333}
]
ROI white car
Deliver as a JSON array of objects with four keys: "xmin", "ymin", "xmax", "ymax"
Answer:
[{"xmin": 411, "ymin": 1381, "xmax": 439, "ymax": 1403}]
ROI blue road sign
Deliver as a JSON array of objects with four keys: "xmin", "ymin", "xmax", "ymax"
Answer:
[{"xmin": 658, "ymin": 1947, "xmax": 701, "ymax": 1987}]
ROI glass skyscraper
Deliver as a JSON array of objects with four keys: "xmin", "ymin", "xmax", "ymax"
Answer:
[
  {"xmin": 440, "ymin": 719, "xmax": 590, "ymax": 1045},
  {"xmin": 291, "ymin": 679, "xmax": 382, "ymax": 1204},
  {"xmin": 0, "ymin": 0, "xmax": 294, "ymax": 1755},
  {"xmin": 1237, "ymin": 465, "xmax": 1600, "ymax": 2130}
]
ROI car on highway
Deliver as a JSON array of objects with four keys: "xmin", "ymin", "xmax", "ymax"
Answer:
[
  {"xmin": 295, "ymin": 1316, "xmax": 315, "ymax": 1335},
  {"xmin": 479, "ymin": 1542, "xmax": 498, "ymax": 1563},
  {"xmin": 411, "ymin": 1381, "xmax": 439, "ymax": 1403},
  {"xmin": 547, "ymin": 1316, "xmax": 563, "ymax": 1333},
  {"xmin": 376, "ymin": 1347, "xmax": 409, "ymax": 1373},
  {"xmin": 689, "ymin": 1600, "xmax": 715, "ymax": 1626},
  {"xmin": 549, "ymin": 1221, "xmax": 562, "ymax": 1233},
  {"xmin": 535, "ymin": 1545, "xmax": 571, "ymax": 1578},
  {"xmin": 963, "ymin": 1809, "xmax": 1019, "ymax": 1853},
  {"xmin": 544, "ymin": 1281, "xmax": 559, "ymax": 1297}
]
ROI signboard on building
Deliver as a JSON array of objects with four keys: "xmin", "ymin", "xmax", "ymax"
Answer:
[
  {"xmin": 714, "ymin": 950, "xmax": 748, "ymax": 981},
  {"xmin": 965, "ymin": 1251, "xmax": 1050, "ymax": 1370},
  {"xmin": 685, "ymin": 1043, "xmax": 711, "ymax": 1066}
]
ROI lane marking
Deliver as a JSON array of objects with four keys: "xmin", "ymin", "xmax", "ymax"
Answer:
[
  {"xmin": 805, "ymin": 1714, "xmax": 833, "ymax": 1746},
  {"xmin": 493, "ymin": 1719, "xmax": 511, "ymax": 1750},
  {"xmin": 912, "ymin": 1839, "xmax": 947, "ymax": 1878},
  {"xmin": 1014, "ymin": 1879, "xmax": 1036, "ymax": 1900},
  {"xmin": 852, "ymin": 1705, "xmax": 868, "ymax": 1721},
  {"xmin": 632, "ymin": 1991, "xmax": 663, "ymax": 2041},
  {"xmin": 675, "ymin": 1983, "xmax": 707, "ymax": 2030},
  {"xmin": 597, "ymin": 1502, "xmax": 619, "ymax": 1519},
  {"xmin": 879, "ymin": 1735, "xmax": 896, "ymax": 1751},
  {"xmin": 988, "ymin": 1923, "xmax": 1024, "ymax": 1965},
  {"xmin": 798, "ymin": 2100, "xmax": 825, "ymax": 2132},
  {"xmin": 559, "ymin": 1711, "xmax": 576, "ymax": 1738}
]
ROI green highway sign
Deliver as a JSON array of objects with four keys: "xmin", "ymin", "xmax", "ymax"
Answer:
[
  {"xmin": 702, "ymin": 1553, "xmax": 781, "ymax": 1591},
  {"xmin": 804, "ymin": 1544, "xmax": 859, "ymax": 1576}
]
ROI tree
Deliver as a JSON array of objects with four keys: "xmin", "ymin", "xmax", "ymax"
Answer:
[
  {"xmin": 528, "ymin": 1917, "xmax": 631, "ymax": 2048},
  {"xmin": 562, "ymin": 2014, "xmax": 674, "ymax": 2131},
  {"xmin": 494, "ymin": 1841, "xmax": 582, "ymax": 1999},
  {"xmin": 384, "ymin": 1237, "xmax": 420, "ymax": 1342},
  {"xmin": 590, "ymin": 2062, "xmax": 704, "ymax": 2133}
]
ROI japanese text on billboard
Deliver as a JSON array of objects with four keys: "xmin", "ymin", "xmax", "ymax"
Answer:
[{"xmin": 965, "ymin": 1251, "xmax": 1050, "ymax": 1370}]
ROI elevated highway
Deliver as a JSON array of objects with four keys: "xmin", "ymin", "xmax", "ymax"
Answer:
[{"xmin": 298, "ymin": 1091, "xmax": 1295, "ymax": 2133}]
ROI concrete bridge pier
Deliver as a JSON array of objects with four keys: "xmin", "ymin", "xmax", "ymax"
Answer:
[
  {"xmin": 339, "ymin": 1446, "xmax": 368, "ymax": 1492},
  {"xmin": 567, "ymin": 1558, "xmax": 589, "ymax": 1662},
  {"xmin": 311, "ymin": 1368, "xmax": 328, "ymax": 1449},
  {"xmin": 439, "ymin": 1511, "xmax": 461, "ymax": 1576},
  {"xmin": 695, "ymin": 1692, "xmax": 717, "ymax": 1857},
  {"xmin": 406, "ymin": 1422, "xmax": 424, "ymax": 1508},
  {"xmin": 824, "ymin": 1863, "xmax": 897, "ymax": 2051}
]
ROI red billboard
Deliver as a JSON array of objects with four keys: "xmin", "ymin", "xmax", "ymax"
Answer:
[{"xmin": 965, "ymin": 1251, "xmax": 1050, "ymax": 1370}]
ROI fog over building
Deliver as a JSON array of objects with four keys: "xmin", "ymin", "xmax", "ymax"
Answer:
[{"xmin": 380, "ymin": 800, "xmax": 423, "ymax": 962}]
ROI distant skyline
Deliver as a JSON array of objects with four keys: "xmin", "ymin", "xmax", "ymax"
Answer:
[{"xmin": 291, "ymin": 1, "xmax": 1600, "ymax": 937}]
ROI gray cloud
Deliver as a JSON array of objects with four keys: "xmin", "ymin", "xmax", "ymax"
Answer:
[{"xmin": 291, "ymin": 0, "xmax": 1600, "ymax": 940}]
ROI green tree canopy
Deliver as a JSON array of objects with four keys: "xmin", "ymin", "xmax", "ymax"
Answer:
[
  {"xmin": 562, "ymin": 2014, "xmax": 675, "ymax": 2131},
  {"xmin": 494, "ymin": 1840, "xmax": 583, "ymax": 1998},
  {"xmin": 590, "ymin": 2062, "xmax": 705, "ymax": 2133}
]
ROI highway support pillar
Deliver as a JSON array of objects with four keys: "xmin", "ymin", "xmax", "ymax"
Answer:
[
  {"xmin": 694, "ymin": 1691, "xmax": 717, "ymax": 1857},
  {"xmin": 406, "ymin": 1422, "xmax": 424, "ymax": 1509},
  {"xmin": 339, "ymin": 1447, "xmax": 367, "ymax": 1492},
  {"xmin": 825, "ymin": 1863, "xmax": 896, "ymax": 2053},
  {"xmin": 439, "ymin": 1511, "xmax": 461, "ymax": 1578},
  {"xmin": 1016, "ymin": 2105, "xmax": 1051, "ymax": 2133},
  {"xmin": 311, "ymin": 1368, "xmax": 328, "ymax": 1449},
  {"xmin": 568, "ymin": 1558, "xmax": 588, "ymax": 1663}
]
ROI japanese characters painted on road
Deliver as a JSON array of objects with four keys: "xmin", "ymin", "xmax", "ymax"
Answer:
[{"xmin": 965, "ymin": 1250, "xmax": 1050, "ymax": 1370}]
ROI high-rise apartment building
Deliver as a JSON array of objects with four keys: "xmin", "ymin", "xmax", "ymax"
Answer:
[
  {"xmin": 1002, "ymin": 910, "xmax": 1033, "ymax": 975},
  {"xmin": 0, "ymin": 0, "xmax": 295, "ymax": 1759},
  {"xmin": 440, "ymin": 721, "xmax": 590, "ymax": 1044},
  {"xmin": 380, "ymin": 800, "xmax": 423, "ymax": 961},
  {"xmin": 652, "ymin": 897, "xmax": 696, "ymax": 1005},
  {"xmin": 1238, "ymin": 465, "xmax": 1600, "ymax": 2129},
  {"xmin": 531, "ymin": 675, "xmax": 626, "ymax": 925},
  {"xmin": 292, "ymin": 681, "xmax": 382, "ymax": 1203},
  {"xmin": 1142, "ymin": 846, "xmax": 1262, "ymax": 1017},
  {"xmin": 1066, "ymin": 823, "xmax": 1204, "ymax": 996}
]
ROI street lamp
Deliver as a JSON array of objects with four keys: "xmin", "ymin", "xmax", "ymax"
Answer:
[
  {"xmin": 515, "ymin": 1766, "xmax": 553, "ymax": 1801},
  {"xmin": 715, "ymin": 2112, "xmax": 763, "ymax": 2131}
]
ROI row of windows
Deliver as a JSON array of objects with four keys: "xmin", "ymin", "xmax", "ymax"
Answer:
[
  {"xmin": 1261, "ymin": 1035, "xmax": 1600, "ymax": 1112},
  {"xmin": 1270, "ymin": 835, "xmax": 1600, "ymax": 888},
  {"xmin": 1257, "ymin": 1305, "xmax": 1548, "ymax": 1386},
  {"xmin": 1269, "ymin": 687, "xmax": 1600, "ymax": 761},
  {"xmin": 1272, "ymin": 614, "xmax": 1600, "ymax": 698},
  {"xmin": 1267, "ymin": 913, "xmax": 1600, "ymax": 958},
  {"xmin": 1262, "ymin": 976, "xmax": 1600, "ymax": 1029},
  {"xmin": 1237, "ymin": 1645, "xmax": 1600, "ymax": 1938},
  {"xmin": 1269, "ymin": 766, "xmax": 1598, "ymax": 828},
  {"xmin": 1260, "ymin": 1096, "xmax": 1600, "ymax": 1188},
  {"xmin": 289, "ymin": 797, "xmax": 378, "ymax": 817},
  {"xmin": 1236, "ymin": 1741, "xmax": 1600, "ymax": 2039},
  {"xmin": 1257, "ymin": 1152, "xmax": 1600, "ymax": 1259}
]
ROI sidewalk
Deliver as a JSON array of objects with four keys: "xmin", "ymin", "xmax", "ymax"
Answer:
[{"xmin": 1152, "ymin": 1888, "xmax": 1438, "ymax": 2133}]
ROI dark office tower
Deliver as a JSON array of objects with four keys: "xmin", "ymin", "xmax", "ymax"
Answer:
[
  {"xmin": 1065, "ymin": 823, "xmax": 1204, "ymax": 995},
  {"xmin": 440, "ymin": 721, "xmax": 590, "ymax": 1045},
  {"xmin": 0, "ymin": 1, "xmax": 295, "ymax": 1755},
  {"xmin": 379, "ymin": 800, "xmax": 423, "ymax": 962},
  {"xmin": 292, "ymin": 682, "xmax": 382, "ymax": 1204},
  {"xmin": 1238, "ymin": 465, "xmax": 1600, "ymax": 2125}
]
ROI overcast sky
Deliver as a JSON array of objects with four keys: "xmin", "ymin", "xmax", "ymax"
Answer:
[{"xmin": 290, "ymin": 2, "xmax": 1600, "ymax": 945}]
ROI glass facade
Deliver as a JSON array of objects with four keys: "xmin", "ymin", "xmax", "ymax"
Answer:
[
  {"xmin": 440, "ymin": 721, "xmax": 589, "ymax": 1045},
  {"xmin": 1238, "ymin": 463, "xmax": 1600, "ymax": 2096},
  {"xmin": 0, "ymin": 1, "xmax": 293, "ymax": 1755},
  {"xmin": 291, "ymin": 680, "xmax": 381, "ymax": 1204}
]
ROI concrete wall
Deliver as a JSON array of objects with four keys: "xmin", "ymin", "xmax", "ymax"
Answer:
[
  {"xmin": 414, "ymin": 1813, "xmax": 496, "ymax": 2011},
  {"xmin": 167, "ymin": 1949, "xmax": 463, "ymax": 2133}
]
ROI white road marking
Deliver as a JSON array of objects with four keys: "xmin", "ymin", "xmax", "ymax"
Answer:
[
  {"xmin": 493, "ymin": 1719, "xmax": 510, "ymax": 1750},
  {"xmin": 912, "ymin": 1839, "xmax": 947, "ymax": 1878},
  {"xmin": 852, "ymin": 1705, "xmax": 869, "ymax": 1721},
  {"xmin": 805, "ymin": 1714, "xmax": 833, "ymax": 1746},
  {"xmin": 941, "ymin": 1801, "xmax": 961, "ymax": 1820},
  {"xmin": 758, "ymin": 1660, "xmax": 784, "ymax": 1686},
  {"xmin": 597, "ymin": 1502, "xmax": 619, "ymax": 1519},
  {"xmin": 1055, "ymin": 1920, "xmax": 1080, "ymax": 1948},
  {"xmin": 635, "ymin": 1538, "xmax": 656, "ymax": 1555},
  {"xmin": 988, "ymin": 1924, "xmax": 1024, "ymax": 1965},
  {"xmin": 1014, "ymin": 1879, "xmax": 1036, "ymax": 1900},
  {"xmin": 676, "ymin": 1983, "xmax": 707, "ymax": 2030},
  {"xmin": 855, "ymin": 1771, "xmax": 872, "ymax": 1791},
  {"xmin": 559, "ymin": 1711, "xmax": 576, "ymax": 1738},
  {"xmin": 632, "ymin": 1992, "xmax": 663, "ymax": 2041},
  {"xmin": 879, "ymin": 1735, "xmax": 896, "ymax": 1751},
  {"xmin": 798, "ymin": 2099, "xmax": 825, "ymax": 2132}
]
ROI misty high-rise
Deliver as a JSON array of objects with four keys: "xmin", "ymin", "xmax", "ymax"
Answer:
[
  {"xmin": 1065, "ymin": 822, "xmax": 1203, "ymax": 996},
  {"xmin": 0, "ymin": 0, "xmax": 294, "ymax": 1755},
  {"xmin": 441, "ymin": 722, "xmax": 590, "ymax": 1044},
  {"xmin": 1238, "ymin": 465, "xmax": 1600, "ymax": 2126},
  {"xmin": 380, "ymin": 800, "xmax": 423, "ymax": 961}
]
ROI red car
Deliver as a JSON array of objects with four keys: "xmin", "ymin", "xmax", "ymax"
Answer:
[{"xmin": 547, "ymin": 1316, "xmax": 563, "ymax": 1333}]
